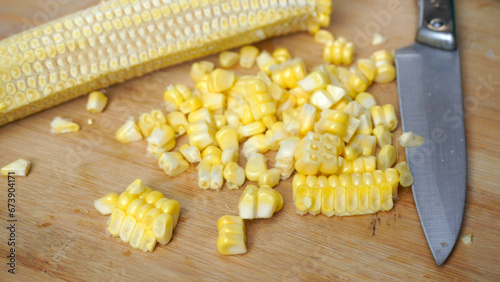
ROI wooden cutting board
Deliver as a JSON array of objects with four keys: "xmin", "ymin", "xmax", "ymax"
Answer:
[{"xmin": 1, "ymin": 0, "xmax": 499, "ymax": 280}]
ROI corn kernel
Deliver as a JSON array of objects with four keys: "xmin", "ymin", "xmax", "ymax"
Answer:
[
  {"xmin": 1, "ymin": 158, "xmax": 31, "ymax": 176},
  {"xmin": 219, "ymin": 51, "xmax": 239, "ymax": 68},
  {"xmin": 86, "ymin": 90, "xmax": 108, "ymax": 113},
  {"xmin": 256, "ymin": 51, "xmax": 278, "ymax": 75},
  {"xmin": 201, "ymin": 92, "xmax": 226, "ymax": 112},
  {"xmin": 265, "ymin": 122, "xmax": 289, "ymax": 150},
  {"xmin": 179, "ymin": 96, "xmax": 203, "ymax": 114},
  {"xmin": 396, "ymin": 161, "xmax": 414, "ymax": 187},
  {"xmin": 116, "ymin": 118, "xmax": 142, "ymax": 143},
  {"xmin": 258, "ymin": 168, "xmax": 281, "ymax": 188},
  {"xmin": 179, "ymin": 144, "xmax": 201, "ymax": 163},
  {"xmin": 126, "ymin": 199, "xmax": 146, "ymax": 217},
  {"xmin": 208, "ymin": 69, "xmax": 235, "ymax": 93},
  {"xmin": 158, "ymin": 151, "xmax": 190, "ymax": 177},
  {"xmin": 242, "ymin": 134, "xmax": 268, "ymax": 159},
  {"xmin": 373, "ymin": 125, "xmax": 392, "ymax": 148},
  {"xmin": 108, "ymin": 208, "xmax": 126, "ymax": 236},
  {"xmin": 399, "ymin": 132, "xmax": 424, "ymax": 147},
  {"xmin": 139, "ymin": 230, "xmax": 157, "ymax": 252},
  {"xmin": 238, "ymin": 121, "xmax": 266, "ymax": 138},
  {"xmin": 166, "ymin": 111, "xmax": 188, "ymax": 136},
  {"xmin": 129, "ymin": 222, "xmax": 146, "ymax": 249},
  {"xmin": 275, "ymin": 136, "xmax": 301, "ymax": 180},
  {"xmin": 158, "ymin": 199, "xmax": 180, "ymax": 228},
  {"xmin": 142, "ymin": 208, "xmax": 163, "ymax": 230},
  {"xmin": 216, "ymin": 126, "xmax": 239, "ymax": 151},
  {"xmin": 377, "ymin": 145, "xmax": 397, "ymax": 170},
  {"xmin": 238, "ymin": 185, "xmax": 283, "ymax": 219},
  {"xmin": 153, "ymin": 213, "xmax": 173, "ymax": 245},
  {"xmin": 350, "ymin": 134, "xmax": 377, "ymax": 156},
  {"xmin": 191, "ymin": 61, "xmax": 215, "ymax": 82},
  {"xmin": 239, "ymin": 45, "xmax": 260, "ymax": 69},
  {"xmin": 355, "ymin": 92, "xmax": 377, "ymax": 110},
  {"xmin": 116, "ymin": 191, "xmax": 139, "ymax": 210},
  {"xmin": 297, "ymin": 70, "xmax": 330, "ymax": 93},
  {"xmin": 125, "ymin": 179, "xmax": 145, "ymax": 195},
  {"xmin": 119, "ymin": 215, "xmax": 137, "ymax": 243},
  {"xmin": 94, "ymin": 192, "xmax": 119, "ymax": 215},
  {"xmin": 144, "ymin": 191, "xmax": 164, "ymax": 206},
  {"xmin": 223, "ymin": 162, "xmax": 245, "ymax": 189},
  {"xmin": 245, "ymin": 153, "xmax": 267, "ymax": 182},
  {"xmin": 272, "ymin": 48, "xmax": 292, "ymax": 64},
  {"xmin": 314, "ymin": 29, "xmax": 334, "ymax": 44},
  {"xmin": 50, "ymin": 116, "xmax": 80, "ymax": 134}
]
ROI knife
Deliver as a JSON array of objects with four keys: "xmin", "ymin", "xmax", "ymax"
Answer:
[{"xmin": 395, "ymin": 0, "xmax": 467, "ymax": 265}]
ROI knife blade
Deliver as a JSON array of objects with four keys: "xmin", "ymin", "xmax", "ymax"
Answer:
[{"xmin": 395, "ymin": 0, "xmax": 467, "ymax": 265}]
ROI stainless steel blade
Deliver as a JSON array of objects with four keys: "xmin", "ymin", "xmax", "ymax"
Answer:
[{"xmin": 395, "ymin": 43, "xmax": 467, "ymax": 265}]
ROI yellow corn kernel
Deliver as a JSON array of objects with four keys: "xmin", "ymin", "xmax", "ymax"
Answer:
[
  {"xmin": 116, "ymin": 191, "xmax": 139, "ymax": 210},
  {"xmin": 256, "ymin": 51, "xmax": 278, "ymax": 75},
  {"xmin": 344, "ymin": 143, "xmax": 362, "ymax": 161},
  {"xmin": 166, "ymin": 111, "xmax": 188, "ymax": 136},
  {"xmin": 119, "ymin": 215, "xmax": 137, "ymax": 243},
  {"xmin": 269, "ymin": 83, "xmax": 289, "ymax": 103},
  {"xmin": 164, "ymin": 84, "xmax": 192, "ymax": 111},
  {"xmin": 396, "ymin": 162, "xmax": 414, "ymax": 187},
  {"xmin": 328, "ymin": 175, "xmax": 341, "ymax": 187},
  {"xmin": 216, "ymin": 126, "xmax": 239, "ymax": 151},
  {"xmin": 293, "ymin": 173, "xmax": 307, "ymax": 200},
  {"xmin": 355, "ymin": 92, "xmax": 377, "ymax": 110},
  {"xmin": 138, "ymin": 112, "xmax": 156, "ymax": 137},
  {"xmin": 125, "ymin": 179, "xmax": 145, "ymax": 195},
  {"xmin": 272, "ymin": 48, "xmax": 292, "ymax": 64},
  {"xmin": 373, "ymin": 125, "xmax": 392, "ymax": 148},
  {"xmin": 86, "ymin": 90, "xmax": 108, "ymax": 113},
  {"xmin": 208, "ymin": 69, "xmax": 236, "ymax": 93},
  {"xmin": 275, "ymin": 136, "xmax": 301, "ymax": 180},
  {"xmin": 271, "ymin": 58, "xmax": 307, "ymax": 89},
  {"xmin": 258, "ymin": 168, "xmax": 281, "ymax": 188},
  {"xmin": 370, "ymin": 104, "xmax": 398, "ymax": 131},
  {"xmin": 179, "ymin": 97, "xmax": 203, "ymax": 115},
  {"xmin": 238, "ymin": 121, "xmax": 266, "ymax": 138},
  {"xmin": 238, "ymin": 185, "xmax": 259, "ymax": 219},
  {"xmin": 158, "ymin": 199, "xmax": 180, "ymax": 228},
  {"xmin": 257, "ymin": 186, "xmax": 284, "ymax": 218},
  {"xmin": 135, "ymin": 203, "xmax": 154, "ymax": 223},
  {"xmin": 50, "ymin": 116, "xmax": 80, "ymax": 134},
  {"xmin": 297, "ymin": 70, "xmax": 330, "ymax": 93},
  {"xmin": 340, "ymin": 156, "xmax": 377, "ymax": 174},
  {"xmin": 217, "ymin": 215, "xmax": 246, "ymax": 255},
  {"xmin": 219, "ymin": 51, "xmax": 239, "ymax": 68},
  {"xmin": 116, "ymin": 118, "xmax": 142, "ymax": 143},
  {"xmin": 295, "ymin": 185, "xmax": 311, "ymax": 215},
  {"xmin": 153, "ymin": 213, "xmax": 173, "ymax": 245},
  {"xmin": 350, "ymin": 134, "xmax": 377, "ymax": 156},
  {"xmin": 309, "ymin": 84, "xmax": 346, "ymax": 111},
  {"xmin": 242, "ymin": 134, "xmax": 268, "ymax": 159},
  {"xmin": 399, "ymin": 132, "xmax": 424, "ymax": 147},
  {"xmin": 198, "ymin": 161, "xmax": 211, "ymax": 190},
  {"xmin": 298, "ymin": 103, "xmax": 317, "ymax": 136},
  {"xmin": 357, "ymin": 113, "xmax": 373, "ymax": 135},
  {"xmin": 191, "ymin": 61, "xmax": 215, "ymax": 82},
  {"xmin": 201, "ymin": 146, "xmax": 222, "ymax": 164},
  {"xmin": 262, "ymin": 115, "xmax": 277, "ymax": 130},
  {"xmin": 179, "ymin": 144, "xmax": 201, "ymax": 163},
  {"xmin": 209, "ymin": 164, "xmax": 224, "ymax": 190},
  {"xmin": 125, "ymin": 199, "xmax": 146, "ymax": 217},
  {"xmin": 129, "ymin": 222, "xmax": 146, "ymax": 249},
  {"xmin": 147, "ymin": 126, "xmax": 175, "ymax": 150},
  {"xmin": 144, "ymin": 191, "xmax": 164, "ymax": 206},
  {"xmin": 187, "ymin": 120, "xmax": 216, "ymax": 151},
  {"xmin": 139, "ymin": 187, "xmax": 153, "ymax": 200},
  {"xmin": 323, "ymin": 37, "xmax": 354, "ymax": 65},
  {"xmin": 214, "ymin": 114, "xmax": 227, "ymax": 129},
  {"xmin": 94, "ymin": 192, "xmax": 119, "ymax": 215},
  {"xmin": 372, "ymin": 50, "xmax": 395, "ymax": 64},
  {"xmin": 188, "ymin": 106, "xmax": 215, "ymax": 125},
  {"xmin": 239, "ymin": 45, "xmax": 260, "ymax": 69},
  {"xmin": 314, "ymin": 29, "xmax": 334, "ymax": 44},
  {"xmin": 347, "ymin": 69, "xmax": 369, "ymax": 94},
  {"xmin": 265, "ymin": 122, "xmax": 289, "ymax": 151},
  {"xmin": 245, "ymin": 153, "xmax": 267, "ymax": 182},
  {"xmin": 357, "ymin": 59, "xmax": 377, "ymax": 82},
  {"xmin": 139, "ymin": 230, "xmax": 157, "ymax": 252},
  {"xmin": 201, "ymin": 93, "xmax": 226, "ymax": 113},
  {"xmin": 223, "ymin": 162, "xmax": 245, "ymax": 189},
  {"xmin": 142, "ymin": 208, "xmax": 163, "ymax": 230},
  {"xmin": 1, "ymin": 158, "xmax": 31, "ymax": 176},
  {"xmin": 377, "ymin": 145, "xmax": 397, "ymax": 170},
  {"xmin": 108, "ymin": 208, "xmax": 126, "ymax": 237},
  {"xmin": 221, "ymin": 148, "xmax": 239, "ymax": 166},
  {"xmin": 158, "ymin": 152, "xmax": 189, "ymax": 177},
  {"xmin": 374, "ymin": 60, "xmax": 396, "ymax": 83}
]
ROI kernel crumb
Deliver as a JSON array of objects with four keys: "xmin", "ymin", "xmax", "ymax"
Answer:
[
  {"xmin": 461, "ymin": 234, "xmax": 472, "ymax": 245},
  {"xmin": 88, "ymin": 118, "xmax": 94, "ymax": 125}
]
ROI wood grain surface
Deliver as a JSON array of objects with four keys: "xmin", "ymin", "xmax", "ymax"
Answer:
[{"xmin": 1, "ymin": 0, "xmax": 499, "ymax": 280}]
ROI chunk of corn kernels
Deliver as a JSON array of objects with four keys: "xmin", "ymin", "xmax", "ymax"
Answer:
[{"xmin": 217, "ymin": 215, "xmax": 246, "ymax": 255}]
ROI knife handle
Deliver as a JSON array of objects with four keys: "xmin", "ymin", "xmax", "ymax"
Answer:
[{"xmin": 417, "ymin": 0, "xmax": 457, "ymax": 50}]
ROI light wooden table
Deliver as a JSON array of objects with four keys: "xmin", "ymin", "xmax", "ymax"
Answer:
[{"xmin": 1, "ymin": 0, "xmax": 499, "ymax": 280}]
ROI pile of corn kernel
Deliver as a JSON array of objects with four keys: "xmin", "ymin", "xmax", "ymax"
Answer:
[
  {"xmin": 94, "ymin": 179, "xmax": 180, "ymax": 252},
  {"xmin": 109, "ymin": 30, "xmax": 417, "ymax": 255}
]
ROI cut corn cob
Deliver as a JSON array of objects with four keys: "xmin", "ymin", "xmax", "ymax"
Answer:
[
  {"xmin": 399, "ymin": 132, "xmax": 424, "ymax": 147},
  {"xmin": 0, "ymin": 0, "xmax": 332, "ymax": 126},
  {"xmin": 50, "ymin": 116, "xmax": 80, "ymax": 134},
  {"xmin": 1, "ymin": 158, "xmax": 31, "ymax": 176},
  {"xmin": 217, "ymin": 215, "xmax": 246, "ymax": 255},
  {"xmin": 238, "ymin": 185, "xmax": 283, "ymax": 219},
  {"xmin": 86, "ymin": 91, "xmax": 108, "ymax": 113}
]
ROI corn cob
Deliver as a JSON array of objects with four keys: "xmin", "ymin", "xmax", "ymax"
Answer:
[{"xmin": 0, "ymin": 0, "xmax": 332, "ymax": 126}]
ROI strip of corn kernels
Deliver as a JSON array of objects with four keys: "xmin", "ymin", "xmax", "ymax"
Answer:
[{"xmin": 0, "ymin": 0, "xmax": 331, "ymax": 125}]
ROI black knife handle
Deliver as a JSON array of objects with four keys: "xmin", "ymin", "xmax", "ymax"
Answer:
[{"xmin": 417, "ymin": 0, "xmax": 457, "ymax": 50}]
